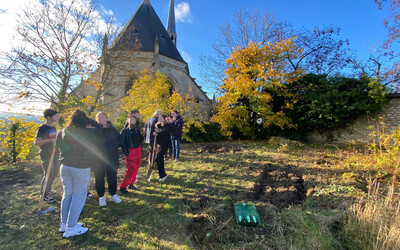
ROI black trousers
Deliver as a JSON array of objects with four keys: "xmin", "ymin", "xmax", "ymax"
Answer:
[
  {"xmin": 93, "ymin": 165, "xmax": 118, "ymax": 197},
  {"xmin": 40, "ymin": 152, "xmax": 59, "ymax": 197},
  {"xmin": 155, "ymin": 146, "xmax": 167, "ymax": 179}
]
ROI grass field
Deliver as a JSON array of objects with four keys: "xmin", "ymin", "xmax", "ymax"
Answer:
[{"xmin": 0, "ymin": 140, "xmax": 399, "ymax": 249}]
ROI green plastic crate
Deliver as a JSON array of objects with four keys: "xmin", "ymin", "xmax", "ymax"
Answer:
[{"xmin": 234, "ymin": 202, "xmax": 261, "ymax": 226}]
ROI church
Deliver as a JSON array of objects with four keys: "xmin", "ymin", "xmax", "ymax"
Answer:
[{"xmin": 75, "ymin": 0, "xmax": 212, "ymax": 120}]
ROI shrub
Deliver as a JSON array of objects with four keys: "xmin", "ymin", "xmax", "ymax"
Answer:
[{"xmin": 182, "ymin": 121, "xmax": 223, "ymax": 143}]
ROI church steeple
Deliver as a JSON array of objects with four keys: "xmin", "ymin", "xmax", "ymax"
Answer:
[{"xmin": 167, "ymin": 0, "xmax": 177, "ymax": 46}]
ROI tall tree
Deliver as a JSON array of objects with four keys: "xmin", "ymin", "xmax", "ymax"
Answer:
[
  {"xmin": 371, "ymin": 0, "xmax": 400, "ymax": 90},
  {"xmin": 287, "ymin": 26, "xmax": 353, "ymax": 75},
  {"xmin": 121, "ymin": 70, "xmax": 206, "ymax": 123},
  {"xmin": 199, "ymin": 9, "xmax": 353, "ymax": 95},
  {"xmin": 0, "ymin": 0, "xmax": 97, "ymax": 122},
  {"xmin": 374, "ymin": 0, "xmax": 400, "ymax": 47},
  {"xmin": 199, "ymin": 8, "xmax": 290, "ymax": 94},
  {"xmin": 211, "ymin": 39, "xmax": 304, "ymax": 138}
]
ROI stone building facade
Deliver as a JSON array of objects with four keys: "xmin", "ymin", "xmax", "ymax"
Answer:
[
  {"xmin": 307, "ymin": 94, "xmax": 400, "ymax": 144},
  {"xmin": 74, "ymin": 0, "xmax": 212, "ymax": 121}
]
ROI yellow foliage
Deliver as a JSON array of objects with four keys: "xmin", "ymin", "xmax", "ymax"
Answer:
[
  {"xmin": 0, "ymin": 117, "xmax": 41, "ymax": 162},
  {"xmin": 121, "ymin": 69, "xmax": 206, "ymax": 122},
  {"xmin": 212, "ymin": 39, "xmax": 304, "ymax": 137}
]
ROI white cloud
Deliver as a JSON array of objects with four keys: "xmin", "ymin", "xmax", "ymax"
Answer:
[
  {"xmin": 175, "ymin": 2, "xmax": 192, "ymax": 23},
  {"xmin": 180, "ymin": 50, "xmax": 192, "ymax": 63},
  {"xmin": 100, "ymin": 5, "xmax": 114, "ymax": 16}
]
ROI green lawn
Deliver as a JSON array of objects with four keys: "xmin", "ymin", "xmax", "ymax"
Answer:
[{"xmin": 0, "ymin": 141, "xmax": 397, "ymax": 249}]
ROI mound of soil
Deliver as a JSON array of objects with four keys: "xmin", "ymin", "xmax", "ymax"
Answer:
[{"xmin": 254, "ymin": 163, "xmax": 306, "ymax": 208}]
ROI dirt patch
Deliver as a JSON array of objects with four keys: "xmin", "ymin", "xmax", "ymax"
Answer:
[
  {"xmin": 0, "ymin": 166, "xmax": 39, "ymax": 188},
  {"xmin": 254, "ymin": 163, "xmax": 306, "ymax": 208}
]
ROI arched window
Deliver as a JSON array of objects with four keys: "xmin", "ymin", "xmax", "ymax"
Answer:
[
  {"xmin": 166, "ymin": 77, "xmax": 177, "ymax": 96},
  {"xmin": 124, "ymin": 75, "xmax": 137, "ymax": 94}
]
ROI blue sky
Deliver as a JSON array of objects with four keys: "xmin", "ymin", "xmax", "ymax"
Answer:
[
  {"xmin": 0, "ymin": 0, "xmax": 393, "ymax": 113},
  {"xmin": 96, "ymin": 0, "xmax": 391, "ymax": 93}
]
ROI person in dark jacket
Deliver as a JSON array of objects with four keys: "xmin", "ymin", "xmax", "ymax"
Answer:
[
  {"xmin": 120, "ymin": 115, "xmax": 143, "ymax": 194},
  {"xmin": 123, "ymin": 109, "xmax": 140, "ymax": 130},
  {"xmin": 94, "ymin": 112, "xmax": 122, "ymax": 206},
  {"xmin": 144, "ymin": 110, "xmax": 162, "ymax": 165},
  {"xmin": 169, "ymin": 110, "xmax": 184, "ymax": 161},
  {"xmin": 55, "ymin": 109, "xmax": 102, "ymax": 238},
  {"xmin": 153, "ymin": 115, "xmax": 175, "ymax": 181}
]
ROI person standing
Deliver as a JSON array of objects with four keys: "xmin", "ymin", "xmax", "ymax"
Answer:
[
  {"xmin": 34, "ymin": 109, "xmax": 60, "ymax": 203},
  {"xmin": 144, "ymin": 110, "xmax": 162, "ymax": 165},
  {"xmin": 120, "ymin": 115, "xmax": 143, "ymax": 194},
  {"xmin": 56, "ymin": 109, "xmax": 102, "ymax": 238},
  {"xmin": 153, "ymin": 115, "xmax": 175, "ymax": 181},
  {"xmin": 124, "ymin": 109, "xmax": 141, "ymax": 130},
  {"xmin": 94, "ymin": 112, "xmax": 122, "ymax": 206},
  {"xmin": 169, "ymin": 110, "xmax": 184, "ymax": 161}
]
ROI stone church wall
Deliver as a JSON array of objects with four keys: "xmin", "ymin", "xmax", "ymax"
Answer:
[
  {"xmin": 307, "ymin": 95, "xmax": 400, "ymax": 144},
  {"xmin": 74, "ymin": 51, "xmax": 212, "ymax": 121}
]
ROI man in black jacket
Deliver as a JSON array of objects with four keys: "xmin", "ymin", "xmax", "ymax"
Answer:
[{"xmin": 153, "ymin": 115, "xmax": 176, "ymax": 181}]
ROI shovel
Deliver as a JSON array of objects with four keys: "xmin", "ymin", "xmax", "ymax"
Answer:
[
  {"xmin": 36, "ymin": 148, "xmax": 57, "ymax": 215},
  {"xmin": 146, "ymin": 135, "xmax": 157, "ymax": 182}
]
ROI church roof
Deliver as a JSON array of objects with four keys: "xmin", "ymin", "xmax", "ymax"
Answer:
[{"xmin": 111, "ymin": 0, "xmax": 185, "ymax": 63}]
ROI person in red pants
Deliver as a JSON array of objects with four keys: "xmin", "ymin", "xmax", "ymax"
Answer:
[{"xmin": 120, "ymin": 115, "xmax": 143, "ymax": 194}]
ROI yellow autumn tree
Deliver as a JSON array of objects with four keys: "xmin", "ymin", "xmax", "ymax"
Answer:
[
  {"xmin": 121, "ymin": 69, "xmax": 206, "ymax": 122},
  {"xmin": 211, "ymin": 39, "xmax": 304, "ymax": 137},
  {"xmin": 0, "ymin": 117, "xmax": 41, "ymax": 162}
]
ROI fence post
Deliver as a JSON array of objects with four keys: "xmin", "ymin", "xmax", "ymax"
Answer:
[{"xmin": 10, "ymin": 122, "xmax": 19, "ymax": 163}]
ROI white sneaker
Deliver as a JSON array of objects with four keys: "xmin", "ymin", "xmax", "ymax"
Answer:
[
  {"xmin": 63, "ymin": 225, "xmax": 88, "ymax": 238},
  {"xmin": 99, "ymin": 196, "xmax": 107, "ymax": 207},
  {"xmin": 110, "ymin": 194, "xmax": 122, "ymax": 204},
  {"xmin": 59, "ymin": 222, "xmax": 83, "ymax": 233},
  {"xmin": 159, "ymin": 175, "xmax": 168, "ymax": 182}
]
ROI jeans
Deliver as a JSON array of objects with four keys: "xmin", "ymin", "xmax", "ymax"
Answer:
[
  {"xmin": 60, "ymin": 165, "xmax": 90, "ymax": 228},
  {"xmin": 170, "ymin": 139, "xmax": 180, "ymax": 159}
]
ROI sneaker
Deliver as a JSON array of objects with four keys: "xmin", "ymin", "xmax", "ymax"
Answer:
[
  {"xmin": 43, "ymin": 195, "xmax": 55, "ymax": 203},
  {"xmin": 87, "ymin": 191, "xmax": 93, "ymax": 198},
  {"xmin": 119, "ymin": 188, "xmax": 129, "ymax": 195},
  {"xmin": 63, "ymin": 225, "xmax": 88, "ymax": 238},
  {"xmin": 110, "ymin": 194, "xmax": 122, "ymax": 204},
  {"xmin": 159, "ymin": 175, "xmax": 168, "ymax": 182},
  {"xmin": 99, "ymin": 196, "xmax": 106, "ymax": 207},
  {"xmin": 128, "ymin": 184, "xmax": 139, "ymax": 190},
  {"xmin": 59, "ymin": 222, "xmax": 83, "ymax": 233}
]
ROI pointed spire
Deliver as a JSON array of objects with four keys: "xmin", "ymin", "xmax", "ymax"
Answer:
[{"xmin": 167, "ymin": 0, "xmax": 177, "ymax": 46}]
